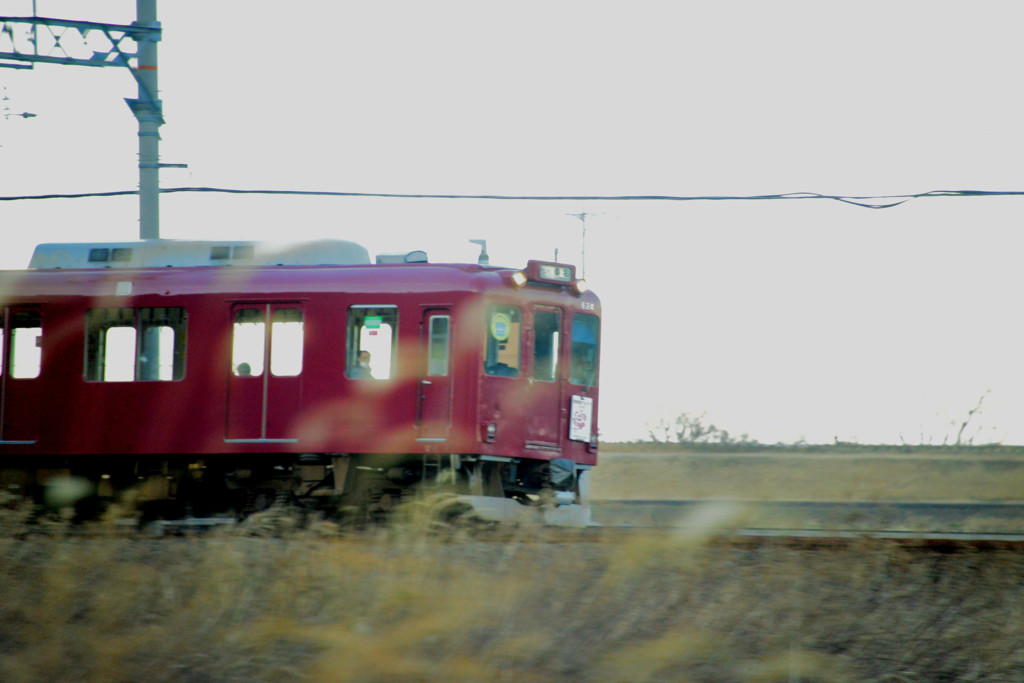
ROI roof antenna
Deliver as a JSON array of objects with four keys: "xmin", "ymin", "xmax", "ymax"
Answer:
[
  {"xmin": 567, "ymin": 211, "xmax": 598, "ymax": 279},
  {"xmin": 469, "ymin": 239, "xmax": 489, "ymax": 266}
]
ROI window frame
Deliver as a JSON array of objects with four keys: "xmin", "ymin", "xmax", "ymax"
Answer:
[
  {"xmin": 5, "ymin": 309, "xmax": 43, "ymax": 380},
  {"xmin": 483, "ymin": 304, "xmax": 522, "ymax": 378},
  {"xmin": 347, "ymin": 305, "xmax": 399, "ymax": 380},
  {"xmin": 85, "ymin": 306, "xmax": 188, "ymax": 382},
  {"xmin": 531, "ymin": 308, "xmax": 561, "ymax": 382},
  {"xmin": 231, "ymin": 307, "xmax": 267, "ymax": 377},
  {"xmin": 269, "ymin": 307, "xmax": 304, "ymax": 377},
  {"xmin": 426, "ymin": 314, "xmax": 451, "ymax": 377},
  {"xmin": 569, "ymin": 313, "xmax": 600, "ymax": 387}
]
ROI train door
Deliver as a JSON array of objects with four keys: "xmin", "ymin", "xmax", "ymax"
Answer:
[
  {"xmin": 225, "ymin": 303, "xmax": 304, "ymax": 442},
  {"xmin": 418, "ymin": 309, "xmax": 452, "ymax": 441},
  {"xmin": 525, "ymin": 306, "xmax": 563, "ymax": 448},
  {"xmin": 0, "ymin": 308, "xmax": 43, "ymax": 444}
]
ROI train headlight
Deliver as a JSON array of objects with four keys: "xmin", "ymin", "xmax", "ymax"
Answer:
[
  {"xmin": 510, "ymin": 271, "xmax": 527, "ymax": 288},
  {"xmin": 573, "ymin": 279, "xmax": 589, "ymax": 295}
]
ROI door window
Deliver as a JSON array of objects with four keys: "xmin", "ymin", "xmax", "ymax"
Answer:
[
  {"xmin": 532, "ymin": 309, "xmax": 561, "ymax": 382},
  {"xmin": 427, "ymin": 315, "xmax": 450, "ymax": 376},
  {"xmin": 232, "ymin": 308, "xmax": 266, "ymax": 377},
  {"xmin": 270, "ymin": 308, "xmax": 304, "ymax": 377},
  {"xmin": 8, "ymin": 311, "xmax": 42, "ymax": 379}
]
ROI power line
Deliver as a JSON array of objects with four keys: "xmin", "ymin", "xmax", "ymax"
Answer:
[{"xmin": 1, "ymin": 187, "xmax": 1023, "ymax": 210}]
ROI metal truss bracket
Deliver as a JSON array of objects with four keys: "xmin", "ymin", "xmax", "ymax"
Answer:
[
  {"xmin": 125, "ymin": 96, "xmax": 164, "ymax": 125},
  {"xmin": 0, "ymin": 15, "xmax": 162, "ymax": 118},
  {"xmin": 3, "ymin": 2, "xmax": 178, "ymax": 240}
]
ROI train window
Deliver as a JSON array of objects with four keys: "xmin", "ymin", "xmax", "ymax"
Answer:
[
  {"xmin": 270, "ymin": 308, "xmax": 304, "ymax": 377},
  {"xmin": 85, "ymin": 308, "xmax": 135, "ymax": 381},
  {"xmin": 138, "ymin": 326, "xmax": 174, "ymax": 380},
  {"xmin": 484, "ymin": 305, "xmax": 521, "ymax": 377},
  {"xmin": 10, "ymin": 311, "xmax": 42, "ymax": 379},
  {"xmin": 86, "ymin": 307, "xmax": 187, "ymax": 382},
  {"xmin": 348, "ymin": 306, "xmax": 398, "ymax": 380},
  {"xmin": 569, "ymin": 314, "xmax": 599, "ymax": 387},
  {"xmin": 232, "ymin": 308, "xmax": 265, "ymax": 377},
  {"xmin": 104, "ymin": 326, "xmax": 137, "ymax": 381},
  {"xmin": 138, "ymin": 307, "xmax": 187, "ymax": 381},
  {"xmin": 532, "ymin": 309, "xmax": 561, "ymax": 382},
  {"xmin": 427, "ymin": 315, "xmax": 450, "ymax": 376}
]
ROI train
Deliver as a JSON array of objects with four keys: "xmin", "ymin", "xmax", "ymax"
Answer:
[{"xmin": 0, "ymin": 238, "xmax": 600, "ymax": 525}]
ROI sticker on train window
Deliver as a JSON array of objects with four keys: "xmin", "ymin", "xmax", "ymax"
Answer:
[{"xmin": 490, "ymin": 313, "xmax": 512, "ymax": 341}]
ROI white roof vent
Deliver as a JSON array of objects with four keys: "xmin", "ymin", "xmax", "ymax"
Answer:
[{"xmin": 375, "ymin": 250, "xmax": 428, "ymax": 264}]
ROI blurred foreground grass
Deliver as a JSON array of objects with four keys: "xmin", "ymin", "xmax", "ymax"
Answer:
[{"xmin": 2, "ymin": 505, "xmax": 1024, "ymax": 682}]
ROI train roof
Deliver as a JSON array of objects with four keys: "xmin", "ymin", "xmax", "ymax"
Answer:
[
  {"xmin": 4, "ymin": 240, "xmax": 598, "ymax": 306},
  {"xmin": 27, "ymin": 239, "xmax": 375, "ymax": 269}
]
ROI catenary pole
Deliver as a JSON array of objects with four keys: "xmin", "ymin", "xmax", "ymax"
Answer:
[{"xmin": 135, "ymin": 0, "xmax": 160, "ymax": 239}]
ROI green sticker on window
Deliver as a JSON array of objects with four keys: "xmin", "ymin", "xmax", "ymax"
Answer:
[
  {"xmin": 490, "ymin": 313, "xmax": 512, "ymax": 341},
  {"xmin": 365, "ymin": 316, "xmax": 382, "ymax": 330}
]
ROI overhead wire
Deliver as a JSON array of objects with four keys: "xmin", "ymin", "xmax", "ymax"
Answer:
[{"xmin": 0, "ymin": 187, "xmax": 1023, "ymax": 210}]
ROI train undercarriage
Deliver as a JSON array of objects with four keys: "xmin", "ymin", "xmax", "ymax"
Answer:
[{"xmin": 0, "ymin": 453, "xmax": 592, "ymax": 528}]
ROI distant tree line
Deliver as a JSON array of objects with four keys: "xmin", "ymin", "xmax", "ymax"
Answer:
[
  {"xmin": 644, "ymin": 411, "xmax": 757, "ymax": 446},
  {"xmin": 641, "ymin": 390, "xmax": 1003, "ymax": 449}
]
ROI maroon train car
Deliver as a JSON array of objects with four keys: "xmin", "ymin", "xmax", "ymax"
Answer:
[{"xmin": 0, "ymin": 239, "xmax": 600, "ymax": 522}]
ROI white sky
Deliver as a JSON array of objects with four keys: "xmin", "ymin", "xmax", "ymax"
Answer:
[{"xmin": 2, "ymin": 1, "xmax": 1024, "ymax": 444}]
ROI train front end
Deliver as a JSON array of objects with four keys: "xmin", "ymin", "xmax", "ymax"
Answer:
[{"xmin": 451, "ymin": 259, "xmax": 601, "ymax": 526}]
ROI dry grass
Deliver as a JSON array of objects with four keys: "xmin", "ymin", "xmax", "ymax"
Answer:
[
  {"xmin": 3, "ymin": 447, "xmax": 1024, "ymax": 681},
  {"xmin": 2, "ymin": 505, "xmax": 1024, "ymax": 682},
  {"xmin": 592, "ymin": 446, "xmax": 1024, "ymax": 502}
]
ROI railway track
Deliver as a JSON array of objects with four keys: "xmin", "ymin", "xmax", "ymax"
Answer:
[
  {"xmin": 591, "ymin": 498, "xmax": 1024, "ymax": 529},
  {"xmin": 9, "ymin": 498, "xmax": 1024, "ymax": 550},
  {"xmin": 588, "ymin": 499, "xmax": 1024, "ymax": 549}
]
